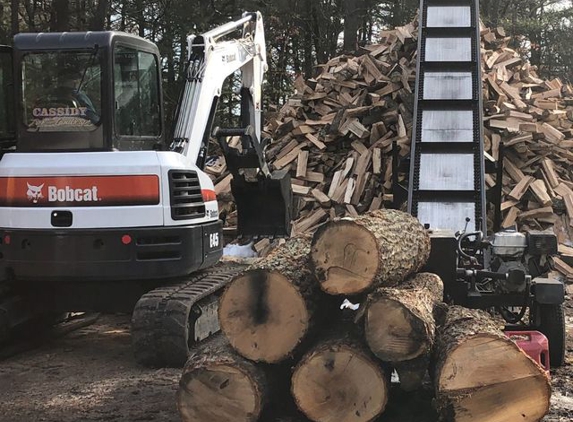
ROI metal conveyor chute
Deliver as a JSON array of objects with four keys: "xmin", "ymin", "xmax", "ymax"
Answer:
[{"xmin": 408, "ymin": 0, "xmax": 486, "ymax": 233}]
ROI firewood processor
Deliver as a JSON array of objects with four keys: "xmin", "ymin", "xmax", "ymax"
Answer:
[{"xmin": 400, "ymin": 0, "xmax": 565, "ymax": 367}]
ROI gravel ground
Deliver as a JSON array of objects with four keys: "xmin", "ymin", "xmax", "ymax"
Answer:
[{"xmin": 0, "ymin": 301, "xmax": 571, "ymax": 422}]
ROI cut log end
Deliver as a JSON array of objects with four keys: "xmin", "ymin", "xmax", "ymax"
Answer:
[
  {"xmin": 219, "ymin": 269, "xmax": 309, "ymax": 363},
  {"xmin": 437, "ymin": 333, "xmax": 551, "ymax": 422},
  {"xmin": 292, "ymin": 344, "xmax": 389, "ymax": 422},
  {"xmin": 178, "ymin": 365, "xmax": 262, "ymax": 422},
  {"xmin": 311, "ymin": 221, "xmax": 379, "ymax": 295},
  {"xmin": 366, "ymin": 297, "xmax": 429, "ymax": 361}
]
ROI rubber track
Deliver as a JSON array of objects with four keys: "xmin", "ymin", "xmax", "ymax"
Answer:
[{"xmin": 131, "ymin": 264, "xmax": 245, "ymax": 367}]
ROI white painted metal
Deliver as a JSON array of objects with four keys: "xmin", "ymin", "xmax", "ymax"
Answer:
[
  {"xmin": 425, "ymin": 38, "xmax": 472, "ymax": 62},
  {"xmin": 426, "ymin": 6, "xmax": 471, "ymax": 27},
  {"xmin": 418, "ymin": 154, "xmax": 475, "ymax": 190},
  {"xmin": 422, "ymin": 110, "xmax": 474, "ymax": 142},
  {"xmin": 0, "ymin": 150, "xmax": 218, "ymax": 229},
  {"xmin": 424, "ymin": 72, "xmax": 473, "ymax": 100},
  {"xmin": 417, "ymin": 202, "xmax": 475, "ymax": 232},
  {"xmin": 174, "ymin": 12, "xmax": 268, "ymax": 170}
]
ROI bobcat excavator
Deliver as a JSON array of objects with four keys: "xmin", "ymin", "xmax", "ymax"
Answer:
[{"xmin": 0, "ymin": 12, "xmax": 291, "ymax": 366}]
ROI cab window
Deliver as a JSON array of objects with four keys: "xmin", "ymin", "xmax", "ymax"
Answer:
[
  {"xmin": 21, "ymin": 51, "xmax": 102, "ymax": 133},
  {"xmin": 113, "ymin": 46, "xmax": 161, "ymax": 138}
]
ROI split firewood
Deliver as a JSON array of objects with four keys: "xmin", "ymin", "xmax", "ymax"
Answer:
[
  {"xmin": 291, "ymin": 330, "xmax": 390, "ymax": 422},
  {"xmin": 219, "ymin": 236, "xmax": 336, "ymax": 363},
  {"xmin": 432, "ymin": 306, "xmax": 551, "ymax": 422},
  {"xmin": 177, "ymin": 335, "xmax": 268, "ymax": 422},
  {"xmin": 310, "ymin": 209, "xmax": 431, "ymax": 295}
]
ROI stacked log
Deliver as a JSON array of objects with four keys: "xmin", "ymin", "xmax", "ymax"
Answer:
[
  {"xmin": 310, "ymin": 209, "xmax": 430, "ymax": 294},
  {"xmin": 218, "ymin": 236, "xmax": 336, "ymax": 363},
  {"xmin": 433, "ymin": 306, "xmax": 551, "ymax": 422},
  {"xmin": 177, "ymin": 335, "xmax": 268, "ymax": 422},
  {"xmin": 177, "ymin": 209, "xmax": 551, "ymax": 422},
  {"xmin": 365, "ymin": 272, "xmax": 443, "ymax": 391},
  {"xmin": 291, "ymin": 330, "xmax": 390, "ymax": 422}
]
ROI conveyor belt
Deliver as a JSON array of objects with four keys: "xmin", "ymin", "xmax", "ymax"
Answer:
[{"xmin": 408, "ymin": 0, "xmax": 486, "ymax": 233}]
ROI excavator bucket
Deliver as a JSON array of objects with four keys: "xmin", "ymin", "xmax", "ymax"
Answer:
[{"xmin": 231, "ymin": 169, "xmax": 292, "ymax": 238}]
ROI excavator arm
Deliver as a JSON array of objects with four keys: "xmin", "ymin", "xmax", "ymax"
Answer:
[{"xmin": 172, "ymin": 12, "xmax": 292, "ymax": 237}]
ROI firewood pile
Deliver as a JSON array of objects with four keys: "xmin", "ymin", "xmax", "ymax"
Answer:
[
  {"xmin": 177, "ymin": 210, "xmax": 551, "ymax": 422},
  {"xmin": 208, "ymin": 22, "xmax": 419, "ymax": 238},
  {"xmin": 208, "ymin": 21, "xmax": 573, "ymax": 279}
]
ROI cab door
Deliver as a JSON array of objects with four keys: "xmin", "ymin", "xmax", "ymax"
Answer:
[{"xmin": 0, "ymin": 46, "xmax": 15, "ymax": 145}]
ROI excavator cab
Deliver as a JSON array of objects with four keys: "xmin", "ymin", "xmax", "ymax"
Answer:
[{"xmin": 10, "ymin": 32, "xmax": 165, "ymax": 153}]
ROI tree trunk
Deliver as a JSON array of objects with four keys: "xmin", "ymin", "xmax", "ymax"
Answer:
[
  {"xmin": 291, "ymin": 331, "xmax": 389, "ymax": 422},
  {"xmin": 310, "ymin": 209, "xmax": 431, "ymax": 295},
  {"xmin": 177, "ymin": 335, "xmax": 267, "ymax": 422},
  {"xmin": 11, "ymin": 0, "xmax": 18, "ymax": 36},
  {"xmin": 433, "ymin": 306, "xmax": 551, "ymax": 422},
  {"xmin": 89, "ymin": 0, "xmax": 109, "ymax": 31},
  {"xmin": 49, "ymin": 0, "xmax": 70, "ymax": 32},
  {"xmin": 343, "ymin": 0, "xmax": 359, "ymax": 52},
  {"xmin": 219, "ymin": 236, "xmax": 336, "ymax": 363}
]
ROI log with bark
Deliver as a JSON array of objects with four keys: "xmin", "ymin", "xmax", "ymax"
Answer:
[
  {"xmin": 219, "ymin": 236, "xmax": 336, "ymax": 363},
  {"xmin": 365, "ymin": 272, "xmax": 442, "ymax": 360},
  {"xmin": 364, "ymin": 272, "xmax": 443, "ymax": 391},
  {"xmin": 433, "ymin": 306, "xmax": 551, "ymax": 422},
  {"xmin": 310, "ymin": 209, "xmax": 431, "ymax": 295},
  {"xmin": 177, "ymin": 335, "xmax": 268, "ymax": 422},
  {"xmin": 291, "ymin": 330, "xmax": 390, "ymax": 422}
]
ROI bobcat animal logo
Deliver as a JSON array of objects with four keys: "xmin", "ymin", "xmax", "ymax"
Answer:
[{"xmin": 27, "ymin": 183, "xmax": 44, "ymax": 203}]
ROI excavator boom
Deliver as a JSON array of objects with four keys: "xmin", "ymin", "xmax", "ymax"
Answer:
[{"xmin": 173, "ymin": 12, "xmax": 292, "ymax": 237}]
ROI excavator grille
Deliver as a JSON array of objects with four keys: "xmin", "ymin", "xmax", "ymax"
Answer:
[{"xmin": 168, "ymin": 170, "xmax": 206, "ymax": 220}]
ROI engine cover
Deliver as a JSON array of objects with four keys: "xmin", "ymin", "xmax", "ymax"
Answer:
[{"xmin": 492, "ymin": 230, "xmax": 527, "ymax": 258}]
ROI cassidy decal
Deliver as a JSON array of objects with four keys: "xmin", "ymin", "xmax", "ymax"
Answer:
[{"xmin": 32, "ymin": 107, "xmax": 88, "ymax": 118}]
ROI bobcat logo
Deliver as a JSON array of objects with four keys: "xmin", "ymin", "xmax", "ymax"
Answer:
[{"xmin": 27, "ymin": 183, "xmax": 44, "ymax": 203}]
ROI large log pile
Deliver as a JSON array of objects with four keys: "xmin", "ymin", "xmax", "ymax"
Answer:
[
  {"xmin": 177, "ymin": 209, "xmax": 551, "ymax": 422},
  {"xmin": 209, "ymin": 21, "xmax": 573, "ymax": 284}
]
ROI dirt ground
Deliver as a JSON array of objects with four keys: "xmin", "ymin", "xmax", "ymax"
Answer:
[{"xmin": 0, "ymin": 302, "xmax": 572, "ymax": 422}]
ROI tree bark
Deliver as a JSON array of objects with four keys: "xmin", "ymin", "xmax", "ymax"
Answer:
[
  {"xmin": 89, "ymin": 0, "xmax": 109, "ymax": 31},
  {"xmin": 10, "ymin": 0, "xmax": 19, "ymax": 36},
  {"xmin": 433, "ymin": 306, "xmax": 551, "ymax": 422},
  {"xmin": 219, "ymin": 236, "xmax": 336, "ymax": 363},
  {"xmin": 291, "ymin": 330, "xmax": 389, "ymax": 422},
  {"xmin": 177, "ymin": 335, "xmax": 267, "ymax": 422},
  {"xmin": 343, "ymin": 0, "xmax": 359, "ymax": 52},
  {"xmin": 49, "ymin": 0, "xmax": 70, "ymax": 32},
  {"xmin": 310, "ymin": 209, "xmax": 431, "ymax": 295}
]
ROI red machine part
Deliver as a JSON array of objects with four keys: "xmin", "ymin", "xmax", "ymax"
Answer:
[{"xmin": 505, "ymin": 330, "xmax": 550, "ymax": 374}]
